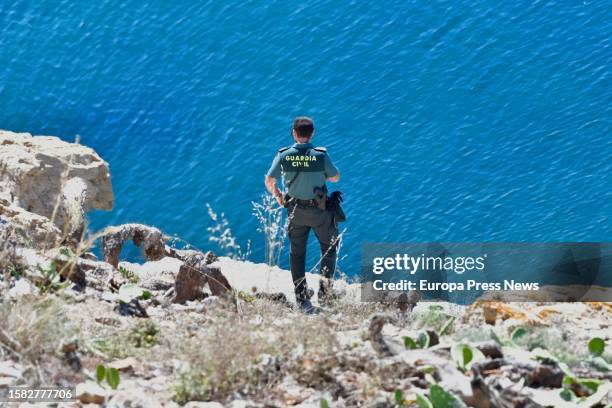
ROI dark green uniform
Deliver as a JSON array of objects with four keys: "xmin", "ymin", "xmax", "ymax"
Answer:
[{"xmin": 267, "ymin": 142, "xmax": 340, "ymax": 301}]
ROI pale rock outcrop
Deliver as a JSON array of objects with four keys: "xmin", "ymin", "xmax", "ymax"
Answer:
[
  {"xmin": 14, "ymin": 246, "xmax": 109, "ymax": 287},
  {"xmin": 0, "ymin": 130, "xmax": 113, "ymax": 247},
  {"xmin": 0, "ymin": 130, "xmax": 236, "ymax": 300},
  {"xmin": 0, "ymin": 199, "xmax": 62, "ymax": 247}
]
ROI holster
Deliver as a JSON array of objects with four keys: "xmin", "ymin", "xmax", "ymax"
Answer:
[{"xmin": 314, "ymin": 192, "xmax": 326, "ymax": 210}]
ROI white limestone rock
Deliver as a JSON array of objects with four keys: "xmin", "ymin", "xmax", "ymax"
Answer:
[{"xmin": 0, "ymin": 130, "xmax": 113, "ymax": 246}]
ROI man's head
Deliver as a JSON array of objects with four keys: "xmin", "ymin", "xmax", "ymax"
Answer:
[{"xmin": 292, "ymin": 116, "xmax": 315, "ymax": 142}]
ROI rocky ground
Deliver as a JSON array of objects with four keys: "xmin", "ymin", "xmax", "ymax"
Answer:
[{"xmin": 0, "ymin": 130, "xmax": 611, "ymax": 407}]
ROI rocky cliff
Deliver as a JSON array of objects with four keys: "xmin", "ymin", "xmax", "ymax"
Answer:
[
  {"xmin": 0, "ymin": 131, "xmax": 610, "ymax": 407},
  {"xmin": 0, "ymin": 131, "xmax": 113, "ymax": 248}
]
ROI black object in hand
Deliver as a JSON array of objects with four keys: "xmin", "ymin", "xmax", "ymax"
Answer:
[
  {"xmin": 327, "ymin": 190, "xmax": 346, "ymax": 222},
  {"xmin": 329, "ymin": 190, "xmax": 343, "ymax": 205}
]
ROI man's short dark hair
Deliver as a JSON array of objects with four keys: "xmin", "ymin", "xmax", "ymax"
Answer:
[{"xmin": 293, "ymin": 116, "xmax": 314, "ymax": 139}]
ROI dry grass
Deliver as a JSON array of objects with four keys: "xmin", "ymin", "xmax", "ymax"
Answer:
[
  {"xmin": 0, "ymin": 296, "xmax": 80, "ymax": 385},
  {"xmin": 171, "ymin": 297, "xmax": 340, "ymax": 403},
  {"xmin": 0, "ymin": 221, "xmax": 25, "ymax": 290}
]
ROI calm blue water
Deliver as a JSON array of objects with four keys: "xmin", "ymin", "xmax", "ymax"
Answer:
[{"xmin": 1, "ymin": 1, "xmax": 610, "ymax": 274}]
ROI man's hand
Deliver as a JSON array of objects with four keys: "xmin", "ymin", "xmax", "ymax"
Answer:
[{"xmin": 275, "ymin": 193, "xmax": 284, "ymax": 207}]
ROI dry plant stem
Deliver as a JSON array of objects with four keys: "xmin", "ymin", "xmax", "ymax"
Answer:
[
  {"xmin": 306, "ymin": 227, "xmax": 345, "ymax": 278},
  {"xmin": 206, "ymin": 204, "xmax": 250, "ymax": 260},
  {"xmin": 252, "ymin": 171, "xmax": 293, "ymax": 292},
  {"xmin": 0, "ymin": 327, "xmax": 21, "ymax": 357}
]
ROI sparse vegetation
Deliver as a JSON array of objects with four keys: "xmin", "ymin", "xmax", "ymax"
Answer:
[
  {"xmin": 413, "ymin": 304, "xmax": 461, "ymax": 334},
  {"xmin": 92, "ymin": 320, "xmax": 159, "ymax": 359},
  {"xmin": 252, "ymin": 193, "xmax": 291, "ymax": 267},
  {"xmin": 451, "ymin": 343, "xmax": 484, "ymax": 372},
  {"xmin": 0, "ymin": 221, "xmax": 26, "ymax": 287},
  {"xmin": 512, "ymin": 327, "xmax": 584, "ymax": 365},
  {"xmin": 0, "ymin": 296, "xmax": 78, "ymax": 385},
  {"xmin": 118, "ymin": 265, "xmax": 139, "ymax": 283},
  {"xmin": 206, "ymin": 203, "xmax": 251, "ymax": 260},
  {"xmin": 173, "ymin": 298, "xmax": 338, "ymax": 403},
  {"xmin": 34, "ymin": 261, "xmax": 69, "ymax": 294}
]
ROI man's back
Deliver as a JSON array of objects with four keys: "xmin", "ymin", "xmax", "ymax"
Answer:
[{"xmin": 266, "ymin": 142, "xmax": 338, "ymax": 200}]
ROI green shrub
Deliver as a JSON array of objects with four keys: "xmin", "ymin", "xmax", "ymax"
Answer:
[
  {"xmin": 118, "ymin": 266, "xmax": 139, "ymax": 284},
  {"xmin": 414, "ymin": 305, "xmax": 459, "ymax": 334},
  {"xmin": 96, "ymin": 364, "xmax": 121, "ymax": 390},
  {"xmin": 35, "ymin": 262, "xmax": 68, "ymax": 294},
  {"xmin": 92, "ymin": 320, "xmax": 159, "ymax": 359}
]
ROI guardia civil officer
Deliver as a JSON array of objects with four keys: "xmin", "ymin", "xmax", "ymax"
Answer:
[{"xmin": 264, "ymin": 117, "xmax": 340, "ymax": 313}]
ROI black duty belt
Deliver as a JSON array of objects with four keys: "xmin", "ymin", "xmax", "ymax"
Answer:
[{"xmin": 293, "ymin": 198, "xmax": 318, "ymax": 207}]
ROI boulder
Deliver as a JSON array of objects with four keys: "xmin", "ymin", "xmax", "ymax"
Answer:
[
  {"xmin": 0, "ymin": 130, "xmax": 113, "ymax": 246},
  {"xmin": 101, "ymin": 224, "xmax": 165, "ymax": 268},
  {"xmin": 16, "ymin": 247, "xmax": 88, "ymax": 287},
  {"xmin": 173, "ymin": 263, "xmax": 207, "ymax": 303},
  {"xmin": 169, "ymin": 249, "xmax": 230, "ymax": 303},
  {"xmin": 174, "ymin": 263, "xmax": 231, "ymax": 304}
]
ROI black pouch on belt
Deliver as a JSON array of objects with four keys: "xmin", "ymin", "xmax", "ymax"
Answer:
[
  {"xmin": 283, "ymin": 193, "xmax": 295, "ymax": 209},
  {"xmin": 313, "ymin": 186, "xmax": 327, "ymax": 210}
]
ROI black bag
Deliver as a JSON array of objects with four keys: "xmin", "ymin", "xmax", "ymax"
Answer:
[{"xmin": 327, "ymin": 190, "xmax": 346, "ymax": 223}]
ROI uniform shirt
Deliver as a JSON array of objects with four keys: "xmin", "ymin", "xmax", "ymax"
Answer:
[{"xmin": 266, "ymin": 142, "xmax": 339, "ymax": 200}]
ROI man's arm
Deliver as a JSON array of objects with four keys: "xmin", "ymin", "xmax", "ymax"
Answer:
[
  {"xmin": 324, "ymin": 154, "xmax": 340, "ymax": 182},
  {"xmin": 327, "ymin": 172, "xmax": 340, "ymax": 182},
  {"xmin": 265, "ymin": 176, "xmax": 284, "ymax": 205},
  {"xmin": 265, "ymin": 152, "xmax": 284, "ymax": 205}
]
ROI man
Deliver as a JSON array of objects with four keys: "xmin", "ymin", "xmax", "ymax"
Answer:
[{"xmin": 265, "ymin": 116, "xmax": 340, "ymax": 313}]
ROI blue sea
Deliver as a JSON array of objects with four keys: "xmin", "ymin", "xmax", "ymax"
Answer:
[{"xmin": 1, "ymin": 1, "xmax": 610, "ymax": 274}]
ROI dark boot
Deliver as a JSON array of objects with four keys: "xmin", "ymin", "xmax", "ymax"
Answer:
[{"xmin": 296, "ymin": 286, "xmax": 315, "ymax": 314}]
